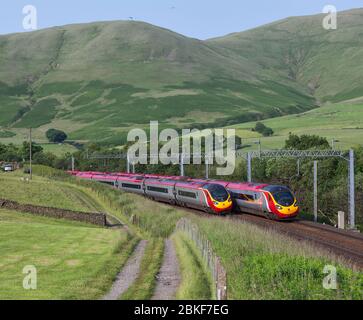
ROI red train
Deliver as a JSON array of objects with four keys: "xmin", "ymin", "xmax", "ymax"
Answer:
[{"xmin": 69, "ymin": 171, "xmax": 299, "ymax": 220}]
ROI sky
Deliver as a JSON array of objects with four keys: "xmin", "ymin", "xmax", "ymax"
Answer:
[{"xmin": 0, "ymin": 0, "xmax": 362, "ymax": 39}]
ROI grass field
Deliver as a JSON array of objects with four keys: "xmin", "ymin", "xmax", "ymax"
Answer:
[
  {"xmin": 0, "ymin": 209, "xmax": 134, "ymax": 300},
  {"xmin": 227, "ymin": 103, "xmax": 363, "ymax": 150},
  {"xmin": 0, "ymin": 171, "xmax": 98, "ymax": 212},
  {"xmin": 191, "ymin": 216, "xmax": 363, "ymax": 300},
  {"xmin": 173, "ymin": 232, "xmax": 214, "ymax": 300},
  {"xmin": 1, "ymin": 166, "xmax": 362, "ymax": 300},
  {"xmin": 40, "ymin": 143, "xmax": 78, "ymax": 157}
]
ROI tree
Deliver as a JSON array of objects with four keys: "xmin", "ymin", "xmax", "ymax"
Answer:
[
  {"xmin": 46, "ymin": 129, "xmax": 67, "ymax": 143},
  {"xmin": 262, "ymin": 127, "xmax": 274, "ymax": 137},
  {"xmin": 254, "ymin": 122, "xmax": 267, "ymax": 133},
  {"xmin": 253, "ymin": 122, "xmax": 274, "ymax": 137},
  {"xmin": 33, "ymin": 152, "xmax": 56, "ymax": 167},
  {"xmin": 285, "ymin": 134, "xmax": 330, "ymax": 150},
  {"xmin": 0, "ymin": 143, "xmax": 22, "ymax": 162},
  {"xmin": 21, "ymin": 142, "xmax": 43, "ymax": 160}
]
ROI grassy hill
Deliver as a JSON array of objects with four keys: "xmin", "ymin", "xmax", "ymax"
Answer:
[
  {"xmin": 226, "ymin": 102, "xmax": 363, "ymax": 150},
  {"xmin": 0, "ymin": 169, "xmax": 137, "ymax": 300},
  {"xmin": 1, "ymin": 9, "xmax": 363, "ymax": 144},
  {"xmin": 209, "ymin": 8, "xmax": 363, "ymax": 103}
]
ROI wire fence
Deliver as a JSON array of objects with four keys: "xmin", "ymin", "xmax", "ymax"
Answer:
[{"xmin": 176, "ymin": 218, "xmax": 227, "ymax": 300}]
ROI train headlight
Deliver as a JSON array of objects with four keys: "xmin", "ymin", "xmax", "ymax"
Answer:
[
  {"xmin": 276, "ymin": 205, "xmax": 282, "ymax": 210},
  {"xmin": 214, "ymin": 201, "xmax": 219, "ymax": 205}
]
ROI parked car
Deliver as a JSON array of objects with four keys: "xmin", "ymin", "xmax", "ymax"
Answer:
[{"xmin": 2, "ymin": 164, "xmax": 14, "ymax": 172}]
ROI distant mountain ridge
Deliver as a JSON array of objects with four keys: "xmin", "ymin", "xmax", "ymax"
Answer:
[{"xmin": 0, "ymin": 8, "xmax": 362, "ymax": 143}]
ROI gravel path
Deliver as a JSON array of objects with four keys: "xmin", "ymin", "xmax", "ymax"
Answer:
[
  {"xmin": 152, "ymin": 239, "xmax": 181, "ymax": 300},
  {"xmin": 103, "ymin": 240, "xmax": 148, "ymax": 300}
]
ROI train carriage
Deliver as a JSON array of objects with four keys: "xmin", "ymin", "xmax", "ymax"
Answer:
[
  {"xmin": 71, "ymin": 171, "xmax": 298, "ymax": 219},
  {"xmin": 117, "ymin": 176, "xmax": 145, "ymax": 195},
  {"xmin": 175, "ymin": 181, "xmax": 205, "ymax": 210},
  {"xmin": 144, "ymin": 179, "xmax": 176, "ymax": 203}
]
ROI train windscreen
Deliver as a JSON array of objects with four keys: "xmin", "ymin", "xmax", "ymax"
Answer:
[
  {"xmin": 204, "ymin": 184, "xmax": 229, "ymax": 202},
  {"xmin": 264, "ymin": 186, "xmax": 295, "ymax": 206}
]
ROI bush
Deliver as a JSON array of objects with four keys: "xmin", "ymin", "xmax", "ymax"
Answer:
[
  {"xmin": 33, "ymin": 152, "xmax": 57, "ymax": 167},
  {"xmin": 262, "ymin": 127, "xmax": 274, "ymax": 137},
  {"xmin": 253, "ymin": 122, "xmax": 274, "ymax": 136},
  {"xmin": 46, "ymin": 129, "xmax": 67, "ymax": 143},
  {"xmin": 285, "ymin": 134, "xmax": 330, "ymax": 150}
]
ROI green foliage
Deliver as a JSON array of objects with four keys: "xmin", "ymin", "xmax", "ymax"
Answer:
[
  {"xmin": 33, "ymin": 152, "xmax": 57, "ymax": 167},
  {"xmin": 12, "ymin": 106, "xmax": 30, "ymax": 123},
  {"xmin": 192, "ymin": 216, "xmax": 363, "ymax": 300},
  {"xmin": 285, "ymin": 134, "xmax": 330, "ymax": 150},
  {"xmin": 0, "ymin": 143, "xmax": 22, "ymax": 161},
  {"xmin": 46, "ymin": 129, "xmax": 68, "ymax": 143},
  {"xmin": 0, "ymin": 130, "xmax": 15, "ymax": 138},
  {"xmin": 262, "ymin": 127, "xmax": 274, "ymax": 137},
  {"xmin": 254, "ymin": 122, "xmax": 266, "ymax": 133},
  {"xmin": 13, "ymin": 98, "xmax": 60, "ymax": 128},
  {"xmin": 36, "ymin": 81, "xmax": 84, "ymax": 98},
  {"xmin": 21, "ymin": 142, "xmax": 43, "ymax": 160},
  {"xmin": 0, "ymin": 95, "xmax": 28, "ymax": 126},
  {"xmin": 253, "ymin": 122, "xmax": 274, "ymax": 137},
  {"xmin": 239, "ymin": 253, "xmax": 363, "ymax": 300}
]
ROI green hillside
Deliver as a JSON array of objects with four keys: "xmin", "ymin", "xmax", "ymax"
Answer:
[
  {"xmin": 1, "ymin": 9, "xmax": 363, "ymax": 144},
  {"xmin": 227, "ymin": 103, "xmax": 363, "ymax": 150},
  {"xmin": 209, "ymin": 8, "xmax": 363, "ymax": 103}
]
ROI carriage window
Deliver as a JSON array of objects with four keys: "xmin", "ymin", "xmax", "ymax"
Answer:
[
  {"xmin": 122, "ymin": 183, "xmax": 141, "ymax": 190},
  {"xmin": 100, "ymin": 181, "xmax": 115, "ymax": 186},
  {"xmin": 178, "ymin": 190, "xmax": 197, "ymax": 199},
  {"xmin": 238, "ymin": 193, "xmax": 255, "ymax": 202},
  {"xmin": 147, "ymin": 186, "xmax": 169, "ymax": 194},
  {"xmin": 204, "ymin": 184, "xmax": 229, "ymax": 202}
]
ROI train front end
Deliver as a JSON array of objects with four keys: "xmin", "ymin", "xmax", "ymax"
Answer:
[
  {"xmin": 202, "ymin": 184, "xmax": 233, "ymax": 215},
  {"xmin": 263, "ymin": 186, "xmax": 299, "ymax": 220}
]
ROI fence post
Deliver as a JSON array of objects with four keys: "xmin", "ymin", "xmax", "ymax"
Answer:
[{"xmin": 176, "ymin": 218, "xmax": 227, "ymax": 300}]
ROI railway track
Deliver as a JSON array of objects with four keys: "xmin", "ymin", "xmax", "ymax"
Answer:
[
  {"xmin": 75, "ymin": 171, "xmax": 362, "ymax": 268},
  {"xmin": 181, "ymin": 207, "xmax": 363, "ymax": 269}
]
